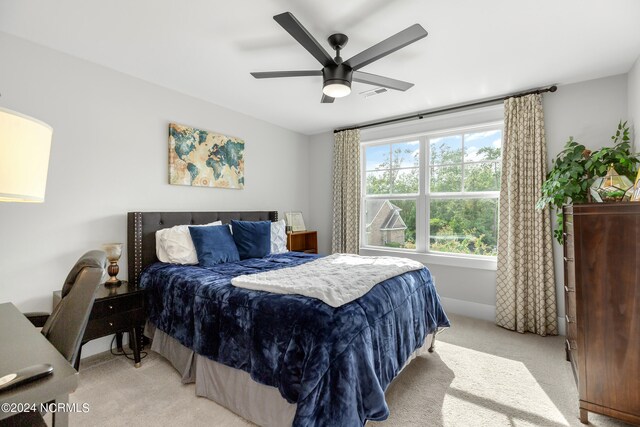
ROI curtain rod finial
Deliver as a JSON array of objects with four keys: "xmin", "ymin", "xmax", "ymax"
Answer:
[{"xmin": 549, "ymin": 85, "xmax": 558, "ymax": 93}]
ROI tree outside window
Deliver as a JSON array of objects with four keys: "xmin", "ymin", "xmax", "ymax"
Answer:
[{"xmin": 362, "ymin": 126, "xmax": 502, "ymax": 257}]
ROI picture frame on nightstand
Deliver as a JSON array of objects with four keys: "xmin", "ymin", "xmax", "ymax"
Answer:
[{"xmin": 285, "ymin": 211, "xmax": 306, "ymax": 232}]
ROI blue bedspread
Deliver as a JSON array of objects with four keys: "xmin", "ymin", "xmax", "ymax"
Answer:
[{"xmin": 141, "ymin": 252, "xmax": 449, "ymax": 426}]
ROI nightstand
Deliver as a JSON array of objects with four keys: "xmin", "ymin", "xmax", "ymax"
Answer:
[
  {"xmin": 53, "ymin": 281, "xmax": 146, "ymax": 368},
  {"xmin": 287, "ymin": 230, "xmax": 318, "ymax": 254}
]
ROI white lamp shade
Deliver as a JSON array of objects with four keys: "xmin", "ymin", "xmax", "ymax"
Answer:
[{"xmin": 0, "ymin": 108, "xmax": 52, "ymax": 202}]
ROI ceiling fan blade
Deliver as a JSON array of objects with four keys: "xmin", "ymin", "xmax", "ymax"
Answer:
[
  {"xmin": 321, "ymin": 94, "xmax": 335, "ymax": 103},
  {"xmin": 344, "ymin": 24, "xmax": 428, "ymax": 70},
  {"xmin": 251, "ymin": 70, "xmax": 322, "ymax": 79},
  {"xmin": 352, "ymin": 71, "xmax": 414, "ymax": 91},
  {"xmin": 274, "ymin": 12, "xmax": 335, "ymax": 67}
]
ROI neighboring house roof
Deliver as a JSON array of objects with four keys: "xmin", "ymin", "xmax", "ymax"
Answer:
[
  {"xmin": 365, "ymin": 199, "xmax": 386, "ymax": 226},
  {"xmin": 366, "ymin": 200, "xmax": 407, "ymax": 231},
  {"xmin": 381, "ymin": 213, "xmax": 407, "ymax": 231}
]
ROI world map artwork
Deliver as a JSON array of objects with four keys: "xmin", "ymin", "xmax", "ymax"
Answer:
[{"xmin": 169, "ymin": 123, "xmax": 245, "ymax": 189}]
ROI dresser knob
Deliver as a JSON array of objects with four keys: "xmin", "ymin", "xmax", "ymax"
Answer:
[
  {"xmin": 108, "ymin": 305, "xmax": 113, "ymax": 310},
  {"xmin": 108, "ymin": 322, "xmax": 113, "ymax": 327}
]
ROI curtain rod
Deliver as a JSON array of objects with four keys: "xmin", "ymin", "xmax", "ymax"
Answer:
[{"xmin": 333, "ymin": 85, "xmax": 558, "ymax": 134}]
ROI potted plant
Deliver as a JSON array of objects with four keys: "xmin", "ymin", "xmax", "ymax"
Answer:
[{"xmin": 536, "ymin": 121, "xmax": 639, "ymax": 244}]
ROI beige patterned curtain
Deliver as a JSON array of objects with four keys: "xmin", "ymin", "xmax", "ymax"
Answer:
[
  {"xmin": 495, "ymin": 94, "xmax": 558, "ymax": 336},
  {"xmin": 332, "ymin": 129, "xmax": 361, "ymax": 254}
]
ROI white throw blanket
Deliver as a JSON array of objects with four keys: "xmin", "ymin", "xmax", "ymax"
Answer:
[{"xmin": 231, "ymin": 253, "xmax": 424, "ymax": 307}]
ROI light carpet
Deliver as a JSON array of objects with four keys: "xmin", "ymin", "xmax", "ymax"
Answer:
[{"xmin": 58, "ymin": 314, "xmax": 632, "ymax": 426}]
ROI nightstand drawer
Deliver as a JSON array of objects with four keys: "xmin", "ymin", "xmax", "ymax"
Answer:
[
  {"xmin": 90, "ymin": 293, "xmax": 144, "ymax": 320},
  {"xmin": 84, "ymin": 308, "xmax": 146, "ymax": 341}
]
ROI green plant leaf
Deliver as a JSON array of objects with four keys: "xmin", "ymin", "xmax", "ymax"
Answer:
[{"xmin": 537, "ymin": 120, "xmax": 638, "ymax": 244}]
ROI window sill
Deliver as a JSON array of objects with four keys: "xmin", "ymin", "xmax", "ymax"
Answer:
[{"xmin": 359, "ymin": 246, "xmax": 497, "ymax": 271}]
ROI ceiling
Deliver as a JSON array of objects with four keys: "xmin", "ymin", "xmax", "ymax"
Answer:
[{"xmin": 2, "ymin": 0, "xmax": 640, "ymax": 135}]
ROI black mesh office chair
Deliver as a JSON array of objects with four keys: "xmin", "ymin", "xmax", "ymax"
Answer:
[{"xmin": 2, "ymin": 251, "xmax": 107, "ymax": 427}]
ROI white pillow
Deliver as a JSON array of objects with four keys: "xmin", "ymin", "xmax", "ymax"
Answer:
[
  {"xmin": 271, "ymin": 219, "xmax": 288, "ymax": 254},
  {"xmin": 156, "ymin": 221, "xmax": 222, "ymax": 264}
]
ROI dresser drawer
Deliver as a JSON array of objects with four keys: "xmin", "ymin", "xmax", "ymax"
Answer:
[
  {"xmin": 90, "ymin": 293, "xmax": 144, "ymax": 320},
  {"xmin": 564, "ymin": 285, "xmax": 576, "ymax": 317},
  {"xmin": 564, "ymin": 233, "xmax": 574, "ymax": 256},
  {"xmin": 564, "ymin": 287, "xmax": 577, "ymax": 341},
  {"xmin": 565, "ymin": 315, "xmax": 577, "ymax": 343},
  {"xmin": 563, "ymin": 224, "xmax": 575, "ymax": 288},
  {"xmin": 84, "ymin": 308, "xmax": 146, "ymax": 341},
  {"xmin": 564, "ymin": 215, "xmax": 574, "ymax": 236},
  {"xmin": 564, "ymin": 256, "xmax": 576, "ymax": 288}
]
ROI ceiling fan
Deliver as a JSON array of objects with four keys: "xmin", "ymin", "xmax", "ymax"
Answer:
[{"xmin": 250, "ymin": 12, "xmax": 428, "ymax": 103}]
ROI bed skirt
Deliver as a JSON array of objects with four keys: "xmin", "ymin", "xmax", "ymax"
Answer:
[{"xmin": 146, "ymin": 322, "xmax": 434, "ymax": 427}]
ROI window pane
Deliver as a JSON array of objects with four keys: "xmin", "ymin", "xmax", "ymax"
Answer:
[
  {"xmin": 429, "ymin": 198, "xmax": 498, "ymax": 256},
  {"xmin": 392, "ymin": 168, "xmax": 419, "ymax": 194},
  {"xmin": 366, "ymin": 171, "xmax": 390, "ymax": 194},
  {"xmin": 430, "ymin": 135, "xmax": 462, "ymax": 164},
  {"xmin": 463, "ymin": 162, "xmax": 501, "ymax": 192},
  {"xmin": 364, "ymin": 199, "xmax": 416, "ymax": 249},
  {"xmin": 365, "ymin": 144, "xmax": 390, "ymax": 171},
  {"xmin": 392, "ymin": 141, "xmax": 420, "ymax": 168},
  {"xmin": 430, "ymin": 165, "xmax": 462, "ymax": 192},
  {"xmin": 464, "ymin": 130, "xmax": 502, "ymax": 162}
]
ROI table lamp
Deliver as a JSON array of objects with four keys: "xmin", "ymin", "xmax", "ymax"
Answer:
[
  {"xmin": 102, "ymin": 243, "xmax": 123, "ymax": 287},
  {"xmin": 0, "ymin": 107, "xmax": 53, "ymax": 203}
]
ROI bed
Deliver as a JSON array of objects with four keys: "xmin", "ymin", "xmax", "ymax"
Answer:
[{"xmin": 127, "ymin": 211, "xmax": 450, "ymax": 427}]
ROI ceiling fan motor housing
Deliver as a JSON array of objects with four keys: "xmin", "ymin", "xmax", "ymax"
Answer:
[{"xmin": 322, "ymin": 64, "xmax": 353, "ymax": 90}]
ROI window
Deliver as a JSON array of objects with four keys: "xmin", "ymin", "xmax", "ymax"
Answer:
[
  {"xmin": 362, "ymin": 124, "xmax": 502, "ymax": 258},
  {"xmin": 364, "ymin": 141, "xmax": 419, "ymax": 249}
]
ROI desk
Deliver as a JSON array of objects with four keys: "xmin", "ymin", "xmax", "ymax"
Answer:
[{"xmin": 0, "ymin": 303, "xmax": 78, "ymax": 427}]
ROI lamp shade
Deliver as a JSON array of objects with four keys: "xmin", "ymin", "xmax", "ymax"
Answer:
[{"xmin": 0, "ymin": 107, "xmax": 52, "ymax": 202}]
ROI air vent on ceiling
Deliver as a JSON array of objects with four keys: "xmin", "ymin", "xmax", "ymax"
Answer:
[{"xmin": 359, "ymin": 87, "xmax": 388, "ymax": 98}]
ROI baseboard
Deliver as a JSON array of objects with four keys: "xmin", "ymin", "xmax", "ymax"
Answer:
[
  {"xmin": 440, "ymin": 297, "xmax": 496, "ymax": 322},
  {"xmin": 440, "ymin": 297, "xmax": 566, "ymax": 336}
]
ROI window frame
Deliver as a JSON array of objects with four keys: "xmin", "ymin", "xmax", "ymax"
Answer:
[{"xmin": 360, "ymin": 121, "xmax": 503, "ymax": 269}]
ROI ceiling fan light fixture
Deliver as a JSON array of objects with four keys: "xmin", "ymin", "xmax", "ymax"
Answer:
[{"xmin": 322, "ymin": 80, "xmax": 351, "ymax": 98}]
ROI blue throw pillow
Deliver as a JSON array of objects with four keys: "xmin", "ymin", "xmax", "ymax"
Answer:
[
  {"xmin": 231, "ymin": 220, "xmax": 271, "ymax": 259},
  {"xmin": 189, "ymin": 225, "xmax": 240, "ymax": 267}
]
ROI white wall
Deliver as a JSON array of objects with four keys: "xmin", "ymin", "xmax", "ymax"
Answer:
[
  {"xmin": 308, "ymin": 74, "xmax": 629, "ymax": 331},
  {"xmin": 308, "ymin": 132, "xmax": 334, "ymax": 255},
  {"xmin": 0, "ymin": 33, "xmax": 311, "ymax": 354},
  {"xmin": 628, "ymin": 55, "xmax": 640, "ymax": 150},
  {"xmin": 544, "ymin": 73, "xmax": 628, "ymax": 327}
]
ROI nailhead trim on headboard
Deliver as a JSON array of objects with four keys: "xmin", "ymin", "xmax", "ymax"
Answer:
[{"xmin": 134, "ymin": 212, "xmax": 143, "ymax": 286}]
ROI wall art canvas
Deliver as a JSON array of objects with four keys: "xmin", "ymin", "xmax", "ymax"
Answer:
[{"xmin": 169, "ymin": 122, "xmax": 244, "ymax": 189}]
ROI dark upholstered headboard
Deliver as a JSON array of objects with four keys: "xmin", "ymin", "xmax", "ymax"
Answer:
[{"xmin": 127, "ymin": 211, "xmax": 278, "ymax": 286}]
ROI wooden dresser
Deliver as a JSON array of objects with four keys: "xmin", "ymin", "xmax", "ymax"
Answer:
[{"xmin": 563, "ymin": 203, "xmax": 640, "ymax": 425}]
